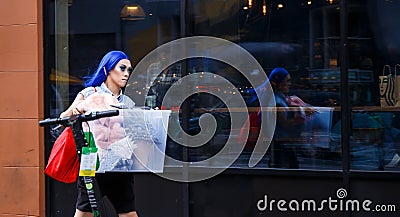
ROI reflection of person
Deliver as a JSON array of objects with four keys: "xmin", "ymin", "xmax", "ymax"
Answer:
[
  {"xmin": 241, "ymin": 68, "xmax": 315, "ymax": 168},
  {"xmin": 60, "ymin": 50, "xmax": 138, "ymax": 217},
  {"xmin": 267, "ymin": 68, "xmax": 315, "ymax": 168}
]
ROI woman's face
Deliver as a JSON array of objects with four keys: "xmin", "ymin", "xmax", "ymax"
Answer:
[
  {"xmin": 277, "ymin": 74, "xmax": 291, "ymax": 94},
  {"xmin": 106, "ymin": 59, "xmax": 133, "ymax": 88}
]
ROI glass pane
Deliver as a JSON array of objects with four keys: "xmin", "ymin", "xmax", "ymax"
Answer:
[
  {"xmin": 49, "ymin": 0, "xmax": 183, "ymax": 168},
  {"xmin": 50, "ymin": 0, "xmax": 182, "ymax": 105},
  {"xmin": 179, "ymin": 0, "xmax": 343, "ymax": 170},
  {"xmin": 48, "ymin": 0, "xmax": 400, "ymax": 172},
  {"xmin": 50, "ymin": 0, "xmax": 73, "ymax": 117},
  {"xmin": 349, "ymin": 0, "xmax": 400, "ymax": 171}
]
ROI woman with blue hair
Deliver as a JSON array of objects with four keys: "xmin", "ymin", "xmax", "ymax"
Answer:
[
  {"xmin": 61, "ymin": 50, "xmax": 135, "ymax": 117},
  {"xmin": 268, "ymin": 67, "xmax": 316, "ymax": 168},
  {"xmin": 243, "ymin": 67, "xmax": 315, "ymax": 168},
  {"xmin": 247, "ymin": 68, "xmax": 292, "ymax": 106},
  {"xmin": 270, "ymin": 68, "xmax": 306, "ymax": 136},
  {"xmin": 61, "ymin": 50, "xmax": 138, "ymax": 217}
]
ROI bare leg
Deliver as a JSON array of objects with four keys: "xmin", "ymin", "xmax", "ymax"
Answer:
[
  {"xmin": 74, "ymin": 210, "xmax": 138, "ymax": 217},
  {"xmin": 74, "ymin": 209, "xmax": 93, "ymax": 217},
  {"xmin": 119, "ymin": 211, "xmax": 139, "ymax": 217}
]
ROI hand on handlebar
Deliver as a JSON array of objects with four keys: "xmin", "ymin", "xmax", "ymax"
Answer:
[{"xmin": 72, "ymin": 100, "xmax": 87, "ymax": 115}]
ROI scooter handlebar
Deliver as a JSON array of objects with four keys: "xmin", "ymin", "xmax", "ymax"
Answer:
[{"xmin": 39, "ymin": 110, "xmax": 120, "ymax": 126}]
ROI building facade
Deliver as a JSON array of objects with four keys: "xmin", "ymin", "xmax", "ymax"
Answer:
[{"xmin": 0, "ymin": 0, "xmax": 45, "ymax": 216}]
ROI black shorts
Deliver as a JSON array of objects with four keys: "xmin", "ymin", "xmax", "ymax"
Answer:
[{"xmin": 76, "ymin": 173, "xmax": 136, "ymax": 214}]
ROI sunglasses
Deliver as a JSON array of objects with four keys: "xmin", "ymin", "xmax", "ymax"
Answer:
[{"xmin": 119, "ymin": 65, "xmax": 134, "ymax": 74}]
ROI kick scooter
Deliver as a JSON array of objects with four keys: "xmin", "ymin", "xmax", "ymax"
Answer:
[{"xmin": 40, "ymin": 110, "xmax": 120, "ymax": 217}]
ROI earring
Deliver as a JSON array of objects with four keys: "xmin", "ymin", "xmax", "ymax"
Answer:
[{"xmin": 103, "ymin": 67, "xmax": 107, "ymax": 76}]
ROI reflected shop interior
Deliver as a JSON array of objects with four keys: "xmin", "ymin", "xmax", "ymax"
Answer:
[{"xmin": 47, "ymin": 0, "xmax": 400, "ymax": 174}]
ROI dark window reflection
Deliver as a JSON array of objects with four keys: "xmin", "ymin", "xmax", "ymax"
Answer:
[{"xmin": 49, "ymin": 0, "xmax": 400, "ymax": 171}]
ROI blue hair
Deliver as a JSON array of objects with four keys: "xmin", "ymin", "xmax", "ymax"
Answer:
[
  {"xmin": 84, "ymin": 50, "xmax": 130, "ymax": 87},
  {"xmin": 246, "ymin": 67, "xmax": 289, "ymax": 105},
  {"xmin": 268, "ymin": 67, "xmax": 289, "ymax": 86}
]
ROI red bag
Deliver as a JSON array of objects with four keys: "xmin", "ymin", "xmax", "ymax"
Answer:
[
  {"xmin": 45, "ymin": 127, "xmax": 80, "ymax": 183},
  {"xmin": 238, "ymin": 109, "xmax": 261, "ymax": 151}
]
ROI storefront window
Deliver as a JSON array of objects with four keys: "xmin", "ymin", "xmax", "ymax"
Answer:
[
  {"xmin": 47, "ymin": 0, "xmax": 400, "ymax": 172},
  {"xmin": 180, "ymin": 0, "xmax": 344, "ymax": 169},
  {"xmin": 348, "ymin": 0, "xmax": 400, "ymax": 171}
]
